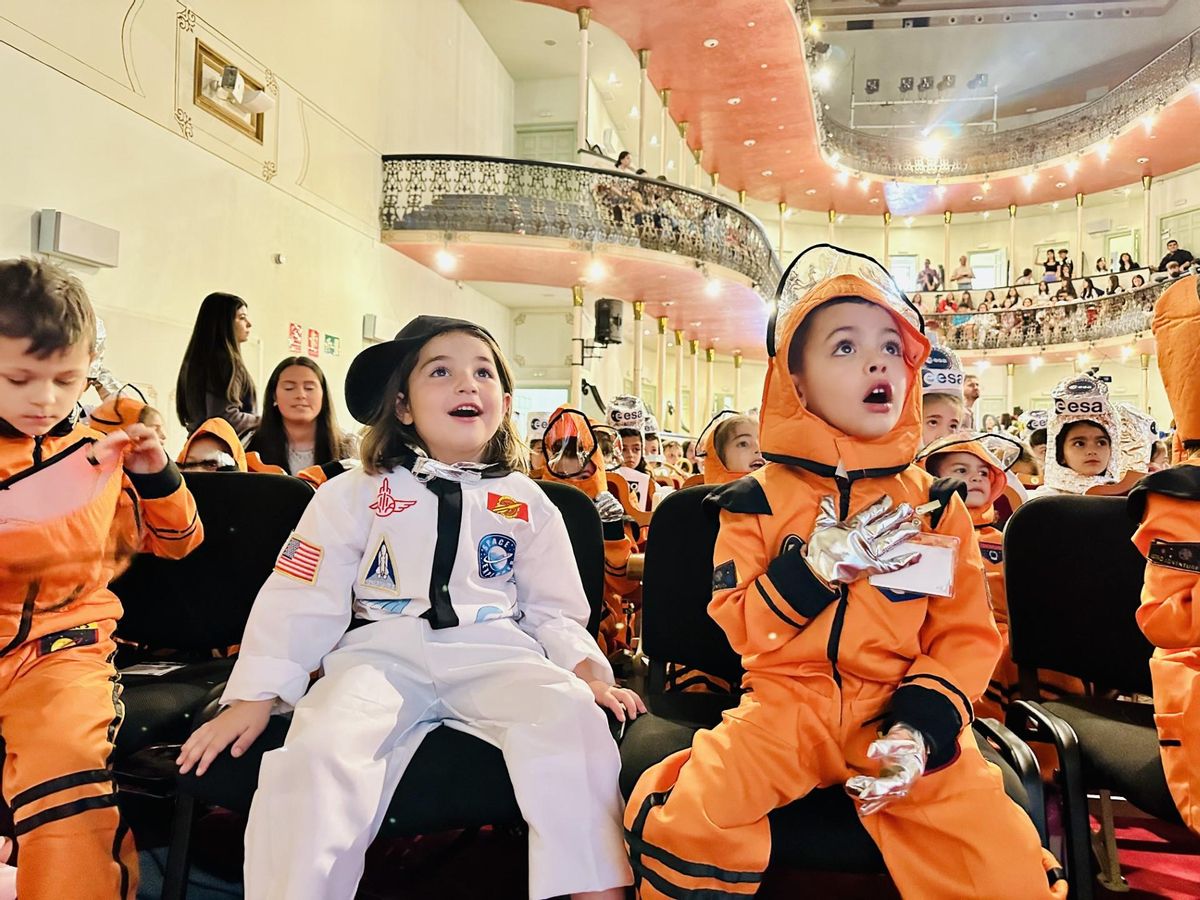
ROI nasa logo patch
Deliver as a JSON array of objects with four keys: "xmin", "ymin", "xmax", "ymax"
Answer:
[
  {"xmin": 712, "ymin": 560, "xmax": 738, "ymax": 593},
  {"xmin": 478, "ymin": 533, "xmax": 517, "ymax": 579}
]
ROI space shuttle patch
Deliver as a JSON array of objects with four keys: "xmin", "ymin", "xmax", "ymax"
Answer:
[
  {"xmin": 362, "ymin": 537, "xmax": 399, "ymax": 594},
  {"xmin": 1148, "ymin": 539, "xmax": 1200, "ymax": 574}
]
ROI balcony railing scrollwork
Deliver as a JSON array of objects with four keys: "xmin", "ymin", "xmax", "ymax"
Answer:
[
  {"xmin": 381, "ymin": 154, "xmax": 783, "ymax": 294},
  {"xmin": 925, "ymin": 280, "xmax": 1169, "ymax": 352},
  {"xmin": 794, "ymin": 1, "xmax": 1200, "ymax": 179}
]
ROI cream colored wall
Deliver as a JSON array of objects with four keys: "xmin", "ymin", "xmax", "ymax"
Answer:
[{"xmin": 0, "ymin": 0, "xmax": 514, "ymax": 452}]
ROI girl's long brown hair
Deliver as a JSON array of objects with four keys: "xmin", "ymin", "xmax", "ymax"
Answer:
[
  {"xmin": 359, "ymin": 325, "xmax": 526, "ymax": 475},
  {"xmin": 247, "ymin": 357, "xmax": 351, "ymax": 472}
]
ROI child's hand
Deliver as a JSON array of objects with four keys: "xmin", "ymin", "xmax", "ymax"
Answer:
[
  {"xmin": 804, "ymin": 495, "xmax": 922, "ymax": 586},
  {"xmin": 587, "ymin": 680, "xmax": 646, "ymax": 722},
  {"xmin": 121, "ymin": 423, "xmax": 169, "ymax": 474},
  {"xmin": 845, "ymin": 723, "xmax": 927, "ymax": 815},
  {"xmin": 177, "ymin": 699, "xmax": 274, "ymax": 776},
  {"xmin": 88, "ymin": 429, "xmax": 132, "ymax": 468}
]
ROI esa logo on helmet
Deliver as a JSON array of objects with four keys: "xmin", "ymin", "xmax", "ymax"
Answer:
[
  {"xmin": 922, "ymin": 349, "xmax": 963, "ymax": 389},
  {"xmin": 1054, "ymin": 398, "xmax": 1104, "ymax": 414}
]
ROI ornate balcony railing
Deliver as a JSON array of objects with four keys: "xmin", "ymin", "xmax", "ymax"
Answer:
[
  {"xmin": 794, "ymin": 2, "xmax": 1200, "ymax": 179},
  {"xmin": 381, "ymin": 154, "xmax": 783, "ymax": 293},
  {"xmin": 925, "ymin": 279, "xmax": 1170, "ymax": 352}
]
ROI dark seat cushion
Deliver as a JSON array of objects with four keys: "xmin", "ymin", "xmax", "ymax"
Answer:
[
  {"xmin": 116, "ymin": 658, "xmax": 237, "ymax": 758},
  {"xmin": 1042, "ymin": 697, "xmax": 1180, "ymax": 823},
  {"xmin": 179, "ymin": 717, "xmax": 523, "ymax": 836}
]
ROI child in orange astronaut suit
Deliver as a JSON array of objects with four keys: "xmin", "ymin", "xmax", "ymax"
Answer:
[
  {"xmin": 538, "ymin": 406, "xmax": 641, "ymax": 657},
  {"xmin": 694, "ymin": 412, "xmax": 764, "ymax": 485},
  {"xmin": 624, "ymin": 246, "xmax": 1065, "ymax": 899},
  {"xmin": 0, "ymin": 258, "xmax": 203, "ymax": 900},
  {"xmin": 1128, "ymin": 273, "xmax": 1200, "ymax": 834}
]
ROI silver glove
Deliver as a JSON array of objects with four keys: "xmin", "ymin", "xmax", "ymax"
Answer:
[
  {"xmin": 802, "ymin": 495, "xmax": 922, "ymax": 587},
  {"xmin": 845, "ymin": 723, "xmax": 927, "ymax": 815},
  {"xmin": 593, "ymin": 490, "xmax": 625, "ymax": 524},
  {"xmin": 87, "ymin": 318, "xmax": 121, "ymax": 397}
]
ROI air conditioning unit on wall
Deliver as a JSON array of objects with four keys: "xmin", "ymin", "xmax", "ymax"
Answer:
[{"xmin": 37, "ymin": 210, "xmax": 119, "ymax": 268}]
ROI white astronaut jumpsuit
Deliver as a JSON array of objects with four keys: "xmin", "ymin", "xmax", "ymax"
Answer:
[{"xmin": 220, "ymin": 458, "xmax": 632, "ymax": 899}]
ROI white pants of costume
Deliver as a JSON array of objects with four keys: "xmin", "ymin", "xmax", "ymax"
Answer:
[{"xmin": 242, "ymin": 616, "xmax": 631, "ymax": 900}]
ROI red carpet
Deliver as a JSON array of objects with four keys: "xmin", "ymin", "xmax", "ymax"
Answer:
[{"xmin": 1095, "ymin": 817, "xmax": 1200, "ymax": 899}]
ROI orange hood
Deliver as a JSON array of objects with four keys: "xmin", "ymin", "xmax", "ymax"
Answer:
[
  {"xmin": 695, "ymin": 410, "xmax": 758, "ymax": 485},
  {"xmin": 87, "ymin": 391, "xmax": 147, "ymax": 435},
  {"xmin": 177, "ymin": 417, "xmax": 247, "ymax": 471},
  {"xmin": 761, "ymin": 248, "xmax": 930, "ymax": 473},
  {"xmin": 537, "ymin": 406, "xmax": 607, "ymax": 498},
  {"xmin": 1152, "ymin": 274, "xmax": 1200, "ymax": 444},
  {"xmin": 916, "ymin": 434, "xmax": 1007, "ymax": 525}
]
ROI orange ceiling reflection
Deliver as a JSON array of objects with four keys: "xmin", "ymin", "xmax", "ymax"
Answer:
[{"xmin": 527, "ymin": 0, "xmax": 1200, "ymax": 216}]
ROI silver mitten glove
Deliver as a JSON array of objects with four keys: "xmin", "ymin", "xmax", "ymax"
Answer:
[
  {"xmin": 593, "ymin": 490, "xmax": 625, "ymax": 524},
  {"xmin": 845, "ymin": 723, "xmax": 928, "ymax": 816},
  {"xmin": 802, "ymin": 495, "xmax": 922, "ymax": 586}
]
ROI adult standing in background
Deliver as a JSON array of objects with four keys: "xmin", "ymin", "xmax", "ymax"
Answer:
[
  {"xmin": 175, "ymin": 291, "xmax": 259, "ymax": 439},
  {"xmin": 246, "ymin": 357, "xmax": 356, "ymax": 474},
  {"xmin": 951, "ymin": 255, "xmax": 975, "ymax": 290},
  {"xmin": 918, "ymin": 258, "xmax": 940, "ymax": 291},
  {"xmin": 962, "ymin": 374, "xmax": 981, "ymax": 430}
]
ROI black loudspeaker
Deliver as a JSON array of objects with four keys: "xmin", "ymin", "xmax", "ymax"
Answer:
[{"xmin": 594, "ymin": 298, "xmax": 623, "ymax": 346}]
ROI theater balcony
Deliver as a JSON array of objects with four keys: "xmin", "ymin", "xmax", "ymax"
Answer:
[
  {"xmin": 929, "ymin": 279, "xmax": 1170, "ymax": 367},
  {"xmin": 380, "ymin": 154, "xmax": 781, "ymax": 359}
]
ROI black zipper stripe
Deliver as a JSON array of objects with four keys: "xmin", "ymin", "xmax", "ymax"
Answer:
[
  {"xmin": 0, "ymin": 438, "xmax": 95, "ymax": 491},
  {"xmin": 753, "ymin": 579, "xmax": 808, "ymax": 630},
  {"xmin": 421, "ymin": 478, "xmax": 463, "ymax": 630},
  {"xmin": 0, "ymin": 582, "xmax": 39, "ymax": 656}
]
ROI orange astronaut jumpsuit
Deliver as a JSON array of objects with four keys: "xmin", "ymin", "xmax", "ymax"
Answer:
[
  {"xmin": 0, "ymin": 417, "xmax": 202, "ymax": 899},
  {"xmin": 624, "ymin": 272, "xmax": 1065, "ymax": 898},
  {"xmin": 538, "ymin": 407, "xmax": 640, "ymax": 656},
  {"xmin": 1129, "ymin": 273, "xmax": 1200, "ymax": 834}
]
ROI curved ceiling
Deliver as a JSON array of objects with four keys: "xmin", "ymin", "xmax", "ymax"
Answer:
[{"xmin": 525, "ymin": 0, "xmax": 1200, "ymax": 216}]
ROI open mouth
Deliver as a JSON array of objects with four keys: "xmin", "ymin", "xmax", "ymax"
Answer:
[
  {"xmin": 449, "ymin": 403, "xmax": 482, "ymax": 418},
  {"xmin": 749, "ymin": 459, "xmax": 765, "ymax": 470},
  {"xmin": 862, "ymin": 381, "xmax": 894, "ymax": 407}
]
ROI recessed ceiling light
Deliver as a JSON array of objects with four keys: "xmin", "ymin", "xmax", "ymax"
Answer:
[
  {"xmin": 777, "ymin": 124, "xmax": 785, "ymax": 130},
  {"xmin": 785, "ymin": 150, "xmax": 792, "ymax": 155},
  {"xmin": 689, "ymin": 320, "xmax": 701, "ymax": 326},
  {"xmin": 835, "ymin": 171, "xmax": 850, "ymax": 185},
  {"xmin": 805, "ymin": 188, "xmax": 817, "ymax": 195},
  {"xmin": 972, "ymin": 195, "xmax": 984, "ymax": 201},
  {"xmin": 760, "ymin": 63, "xmax": 768, "ymax": 69},
  {"xmin": 869, "ymin": 197, "xmax": 880, "ymax": 204},
  {"xmin": 727, "ymin": 97, "xmax": 741, "ymax": 105},
  {"xmin": 1055, "ymin": 181, "xmax": 1067, "ymax": 189},
  {"xmin": 1025, "ymin": 107, "xmax": 1038, "ymax": 113},
  {"xmin": 1137, "ymin": 156, "xmax": 1150, "ymax": 163},
  {"xmin": 704, "ymin": 38, "xmax": 719, "ymax": 48},
  {"xmin": 663, "ymin": 301, "xmax": 674, "ymax": 306},
  {"xmin": 770, "ymin": 96, "xmax": 778, "ymax": 102},
  {"xmin": 744, "ymin": 138, "xmax": 756, "ymax": 146},
  {"xmin": 761, "ymin": 169, "xmax": 773, "ymax": 176},
  {"xmin": 747, "ymin": 20, "xmax": 756, "ymax": 27}
]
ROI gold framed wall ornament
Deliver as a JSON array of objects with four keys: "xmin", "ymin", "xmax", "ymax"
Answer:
[{"xmin": 193, "ymin": 41, "xmax": 265, "ymax": 143}]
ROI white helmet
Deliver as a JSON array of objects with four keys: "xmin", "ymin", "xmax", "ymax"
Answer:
[{"xmin": 1044, "ymin": 373, "xmax": 1122, "ymax": 494}]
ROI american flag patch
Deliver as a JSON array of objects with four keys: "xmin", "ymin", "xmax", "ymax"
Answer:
[{"xmin": 274, "ymin": 534, "xmax": 324, "ymax": 584}]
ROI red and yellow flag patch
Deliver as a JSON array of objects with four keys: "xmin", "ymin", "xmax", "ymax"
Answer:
[{"xmin": 487, "ymin": 492, "xmax": 529, "ymax": 522}]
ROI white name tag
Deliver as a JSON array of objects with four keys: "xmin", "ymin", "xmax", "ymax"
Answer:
[{"xmin": 869, "ymin": 533, "xmax": 960, "ymax": 598}]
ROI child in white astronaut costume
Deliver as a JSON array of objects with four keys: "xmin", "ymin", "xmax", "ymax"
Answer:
[{"xmin": 178, "ymin": 316, "xmax": 640, "ymax": 900}]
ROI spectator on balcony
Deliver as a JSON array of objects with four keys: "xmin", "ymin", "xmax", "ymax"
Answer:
[
  {"xmin": 1014, "ymin": 267, "xmax": 1034, "ymax": 286},
  {"xmin": 1118, "ymin": 252, "xmax": 1137, "ymax": 272},
  {"xmin": 911, "ymin": 293, "xmax": 926, "ymax": 314},
  {"xmin": 1157, "ymin": 239, "xmax": 1194, "ymax": 273},
  {"xmin": 1061, "ymin": 278, "xmax": 1078, "ymax": 299},
  {"xmin": 918, "ymin": 258, "xmax": 940, "ymax": 291},
  {"xmin": 962, "ymin": 374, "xmax": 981, "ymax": 430},
  {"xmin": 615, "ymin": 151, "xmax": 633, "ymax": 172},
  {"xmin": 937, "ymin": 293, "xmax": 956, "ymax": 313},
  {"xmin": 1107, "ymin": 274, "xmax": 1123, "ymax": 295},
  {"xmin": 1004, "ymin": 287, "xmax": 1020, "ymax": 306},
  {"xmin": 975, "ymin": 299, "xmax": 997, "ymax": 347},
  {"xmin": 1080, "ymin": 277, "xmax": 1103, "ymax": 300},
  {"xmin": 1036, "ymin": 281, "xmax": 1051, "ymax": 303},
  {"xmin": 1042, "ymin": 249, "xmax": 1059, "ymax": 282},
  {"xmin": 1132, "ymin": 273, "xmax": 1147, "ymax": 289},
  {"xmin": 1095, "ymin": 256, "xmax": 1110, "ymax": 274},
  {"xmin": 1057, "ymin": 249, "xmax": 1074, "ymax": 281},
  {"xmin": 1000, "ymin": 295, "xmax": 1020, "ymax": 338},
  {"xmin": 1020, "ymin": 296, "xmax": 1039, "ymax": 336},
  {"xmin": 1166, "ymin": 260, "xmax": 1186, "ymax": 279},
  {"xmin": 950, "ymin": 255, "xmax": 975, "ymax": 289}
]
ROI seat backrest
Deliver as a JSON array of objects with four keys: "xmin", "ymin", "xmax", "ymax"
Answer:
[
  {"xmin": 111, "ymin": 472, "xmax": 314, "ymax": 650},
  {"xmin": 1004, "ymin": 494, "xmax": 1154, "ymax": 694},
  {"xmin": 640, "ymin": 485, "xmax": 744, "ymax": 689},
  {"xmin": 535, "ymin": 480, "xmax": 604, "ymax": 637}
]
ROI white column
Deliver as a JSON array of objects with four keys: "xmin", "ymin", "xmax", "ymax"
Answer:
[
  {"xmin": 570, "ymin": 284, "xmax": 585, "ymax": 408},
  {"xmin": 656, "ymin": 316, "xmax": 668, "ymax": 421},
  {"xmin": 637, "ymin": 49, "xmax": 650, "ymax": 169},
  {"xmin": 658, "ymin": 88, "xmax": 671, "ymax": 176},
  {"xmin": 575, "ymin": 8, "xmax": 591, "ymax": 153},
  {"xmin": 778, "ymin": 203, "xmax": 787, "ymax": 259},
  {"xmin": 1076, "ymin": 192, "xmax": 1085, "ymax": 267},
  {"xmin": 693, "ymin": 148, "xmax": 704, "ymax": 191},
  {"xmin": 677, "ymin": 121, "xmax": 688, "ymax": 184},
  {"xmin": 673, "ymin": 328, "xmax": 684, "ymax": 433},
  {"xmin": 689, "ymin": 339, "xmax": 699, "ymax": 434},
  {"xmin": 1140, "ymin": 353, "xmax": 1151, "ymax": 410},
  {"xmin": 733, "ymin": 352, "xmax": 743, "ymax": 409},
  {"xmin": 882, "ymin": 211, "xmax": 891, "ymax": 264},
  {"xmin": 711, "ymin": 171, "xmax": 720, "ymax": 198},
  {"xmin": 943, "ymin": 210, "xmax": 952, "ymax": 277},
  {"xmin": 1009, "ymin": 204, "xmax": 1018, "ymax": 284},
  {"xmin": 1143, "ymin": 175, "xmax": 1154, "ymax": 264},
  {"xmin": 631, "ymin": 302, "xmax": 645, "ymax": 402},
  {"xmin": 1005, "ymin": 363, "xmax": 1015, "ymax": 415},
  {"xmin": 704, "ymin": 347, "xmax": 715, "ymax": 427},
  {"xmin": 828, "ymin": 209, "xmax": 836, "ymax": 243}
]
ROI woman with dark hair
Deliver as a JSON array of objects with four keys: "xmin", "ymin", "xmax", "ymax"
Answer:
[
  {"xmin": 175, "ymin": 292, "xmax": 258, "ymax": 438},
  {"xmin": 615, "ymin": 151, "xmax": 633, "ymax": 171},
  {"xmin": 246, "ymin": 357, "xmax": 356, "ymax": 474},
  {"xmin": 1118, "ymin": 252, "xmax": 1137, "ymax": 272}
]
